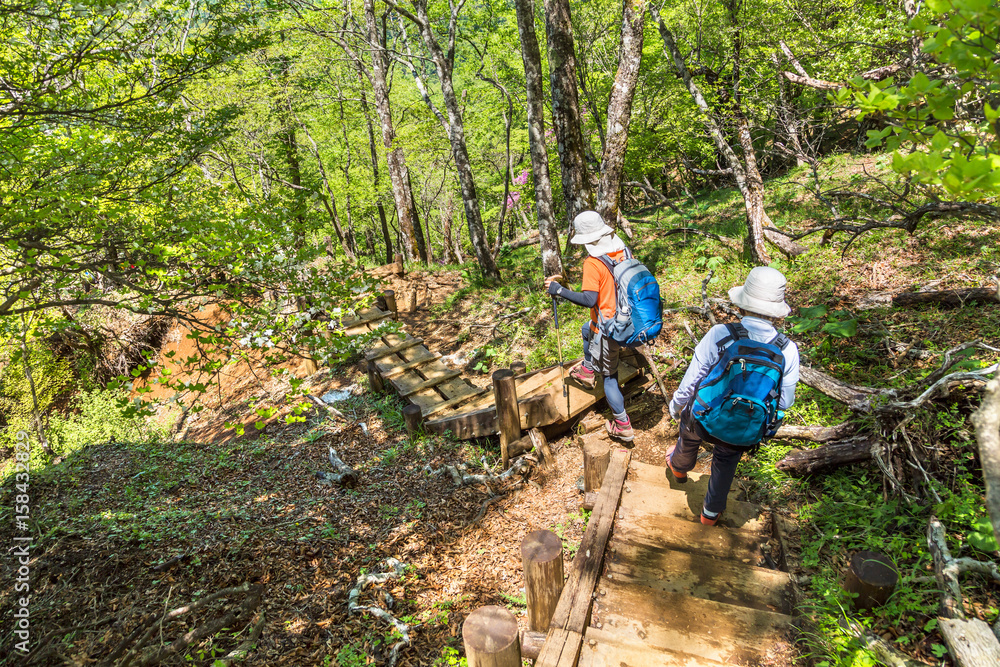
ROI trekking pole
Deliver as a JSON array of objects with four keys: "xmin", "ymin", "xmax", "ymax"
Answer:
[{"xmin": 549, "ymin": 277, "xmax": 571, "ymax": 416}]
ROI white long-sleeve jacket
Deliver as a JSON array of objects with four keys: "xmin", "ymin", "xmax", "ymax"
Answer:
[{"xmin": 670, "ymin": 316, "xmax": 801, "ymax": 415}]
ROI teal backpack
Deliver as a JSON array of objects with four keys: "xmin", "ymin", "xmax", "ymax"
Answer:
[{"xmin": 691, "ymin": 323, "xmax": 789, "ymax": 448}]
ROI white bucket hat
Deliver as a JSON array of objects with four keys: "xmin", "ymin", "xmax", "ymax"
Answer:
[
  {"xmin": 728, "ymin": 266, "xmax": 791, "ymax": 318},
  {"xmin": 569, "ymin": 210, "xmax": 614, "ymax": 245}
]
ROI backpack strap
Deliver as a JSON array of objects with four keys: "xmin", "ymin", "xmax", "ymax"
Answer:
[
  {"xmin": 597, "ymin": 246, "xmax": 633, "ymax": 271},
  {"xmin": 715, "ymin": 322, "xmax": 748, "ymax": 354},
  {"xmin": 769, "ymin": 332, "xmax": 790, "ymax": 349}
]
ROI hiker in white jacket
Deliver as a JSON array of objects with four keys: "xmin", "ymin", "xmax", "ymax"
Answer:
[{"xmin": 667, "ymin": 267, "xmax": 801, "ymax": 525}]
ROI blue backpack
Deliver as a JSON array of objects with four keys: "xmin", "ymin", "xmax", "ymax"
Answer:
[
  {"xmin": 692, "ymin": 323, "xmax": 789, "ymax": 448},
  {"xmin": 596, "ymin": 249, "xmax": 662, "ymax": 347}
]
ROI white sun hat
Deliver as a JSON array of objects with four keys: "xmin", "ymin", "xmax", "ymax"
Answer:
[
  {"xmin": 569, "ymin": 210, "xmax": 614, "ymax": 245},
  {"xmin": 728, "ymin": 266, "xmax": 791, "ymax": 318}
]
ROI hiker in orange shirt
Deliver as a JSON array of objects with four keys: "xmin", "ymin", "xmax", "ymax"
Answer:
[{"xmin": 544, "ymin": 211, "xmax": 633, "ymax": 442}]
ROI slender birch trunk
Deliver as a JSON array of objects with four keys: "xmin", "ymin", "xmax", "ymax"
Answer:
[
  {"xmin": 651, "ymin": 8, "xmax": 774, "ymax": 263},
  {"xmin": 364, "ymin": 0, "xmax": 421, "ymax": 262},
  {"xmin": 595, "ymin": 0, "xmax": 646, "ymax": 227},
  {"xmin": 542, "ymin": 0, "xmax": 592, "ymax": 228},
  {"xmin": 513, "ymin": 0, "xmax": 564, "ymax": 278},
  {"xmin": 398, "ymin": 0, "xmax": 499, "ymax": 279}
]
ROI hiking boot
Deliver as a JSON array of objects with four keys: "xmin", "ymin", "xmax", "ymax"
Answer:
[
  {"xmin": 605, "ymin": 417, "xmax": 634, "ymax": 442},
  {"xmin": 666, "ymin": 456, "xmax": 688, "ymax": 484},
  {"xmin": 700, "ymin": 511, "xmax": 720, "ymax": 526},
  {"xmin": 569, "ymin": 363, "xmax": 597, "ymax": 389}
]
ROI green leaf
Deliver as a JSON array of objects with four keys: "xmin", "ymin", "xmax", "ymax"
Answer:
[
  {"xmin": 821, "ymin": 318, "xmax": 858, "ymax": 338},
  {"xmin": 798, "ymin": 305, "xmax": 829, "ymax": 319},
  {"xmin": 968, "ymin": 517, "xmax": 1000, "ymax": 552},
  {"xmin": 788, "ymin": 317, "xmax": 824, "ymax": 333}
]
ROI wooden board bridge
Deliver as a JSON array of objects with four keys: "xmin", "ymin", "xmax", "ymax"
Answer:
[
  {"xmin": 342, "ymin": 303, "xmax": 646, "ymax": 441},
  {"xmin": 535, "ymin": 449, "xmax": 795, "ymax": 666}
]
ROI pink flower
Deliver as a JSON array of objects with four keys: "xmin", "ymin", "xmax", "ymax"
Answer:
[
  {"xmin": 506, "ymin": 191, "xmax": 521, "ymax": 210},
  {"xmin": 513, "ymin": 169, "xmax": 529, "ymax": 186}
]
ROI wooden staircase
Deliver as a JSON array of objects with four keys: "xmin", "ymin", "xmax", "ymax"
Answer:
[{"xmin": 539, "ymin": 456, "xmax": 796, "ymax": 667}]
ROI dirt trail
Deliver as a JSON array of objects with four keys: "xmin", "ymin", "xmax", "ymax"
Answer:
[{"xmin": 11, "ymin": 266, "xmax": 715, "ymax": 666}]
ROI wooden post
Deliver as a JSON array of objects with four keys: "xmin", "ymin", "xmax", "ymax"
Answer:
[
  {"xmin": 394, "ymin": 253, "xmax": 404, "ymax": 277},
  {"xmin": 844, "ymin": 550, "xmax": 898, "ymax": 610},
  {"xmin": 462, "ymin": 605, "xmax": 521, "ymax": 667},
  {"xmin": 492, "ymin": 369, "xmax": 520, "ymax": 467},
  {"xmin": 403, "ymin": 404, "xmax": 423, "ymax": 442},
  {"xmin": 510, "ymin": 361, "xmax": 527, "ymax": 376},
  {"xmin": 521, "ymin": 530, "xmax": 564, "ymax": 632},
  {"xmin": 367, "ymin": 360, "xmax": 385, "ymax": 394},
  {"xmin": 583, "ymin": 437, "xmax": 611, "ymax": 493},
  {"xmin": 408, "ymin": 285, "xmax": 418, "ymax": 312},
  {"xmin": 383, "ymin": 289, "xmax": 397, "ymax": 320}
]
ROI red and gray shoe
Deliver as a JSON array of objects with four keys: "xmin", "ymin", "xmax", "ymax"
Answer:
[
  {"xmin": 605, "ymin": 417, "xmax": 634, "ymax": 442},
  {"xmin": 569, "ymin": 363, "xmax": 597, "ymax": 389},
  {"xmin": 700, "ymin": 511, "xmax": 720, "ymax": 526},
  {"xmin": 666, "ymin": 456, "xmax": 688, "ymax": 484}
]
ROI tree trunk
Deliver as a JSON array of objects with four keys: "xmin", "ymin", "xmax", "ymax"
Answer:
[
  {"xmin": 356, "ymin": 67, "xmax": 394, "ymax": 265},
  {"xmin": 442, "ymin": 193, "xmax": 458, "ymax": 264},
  {"xmin": 402, "ymin": 0, "xmax": 499, "ymax": 279},
  {"xmin": 377, "ymin": 202, "xmax": 393, "ymax": 264},
  {"xmin": 543, "ymin": 0, "xmax": 592, "ymax": 227},
  {"xmin": 651, "ymin": 10, "xmax": 806, "ymax": 264},
  {"xmin": 300, "ymin": 119, "xmax": 355, "ymax": 261},
  {"xmin": 270, "ymin": 47, "xmax": 310, "ymax": 252},
  {"xmin": 364, "ymin": 0, "xmax": 421, "ymax": 262},
  {"xmin": 405, "ymin": 167, "xmax": 429, "ymax": 262},
  {"xmin": 513, "ymin": 0, "xmax": 564, "ymax": 278},
  {"xmin": 733, "ymin": 116, "xmax": 770, "ymax": 263},
  {"xmin": 336, "ymin": 95, "xmax": 359, "ymax": 260},
  {"xmin": 595, "ymin": 0, "xmax": 646, "ymax": 227}
]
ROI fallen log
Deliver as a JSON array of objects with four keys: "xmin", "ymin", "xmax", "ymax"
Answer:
[
  {"xmin": 763, "ymin": 226, "xmax": 807, "ymax": 257},
  {"xmin": 521, "ymin": 630, "xmax": 547, "ymax": 661},
  {"xmin": 893, "ymin": 287, "xmax": 999, "ymax": 308},
  {"xmin": 775, "ymin": 437, "xmax": 875, "ymax": 476},
  {"xmin": 800, "ymin": 366, "xmax": 879, "ymax": 409},
  {"xmin": 775, "ymin": 422, "xmax": 856, "ymax": 442},
  {"xmin": 499, "ymin": 232, "xmax": 541, "ymax": 253},
  {"xmin": 972, "ymin": 377, "xmax": 1000, "ymax": 547}
]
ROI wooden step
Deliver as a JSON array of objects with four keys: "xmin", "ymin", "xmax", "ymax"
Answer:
[
  {"xmin": 366, "ymin": 337, "xmax": 423, "ymax": 361},
  {"xmin": 590, "ymin": 577, "xmax": 793, "ymax": 664},
  {"xmin": 380, "ymin": 353, "xmax": 440, "ymax": 379},
  {"xmin": 398, "ymin": 370, "xmax": 462, "ymax": 397},
  {"xmin": 621, "ymin": 471, "xmax": 768, "ymax": 535},
  {"xmin": 629, "ymin": 461, "xmax": 753, "ymax": 509},
  {"xmin": 579, "ymin": 627, "xmax": 726, "ymax": 667},
  {"xmin": 603, "ymin": 540, "xmax": 794, "ymax": 614},
  {"xmin": 612, "ymin": 516, "xmax": 767, "ymax": 564}
]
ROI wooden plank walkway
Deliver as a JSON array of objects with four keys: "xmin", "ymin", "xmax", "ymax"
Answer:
[
  {"xmin": 342, "ymin": 305, "xmax": 644, "ymax": 440},
  {"xmin": 538, "ymin": 454, "xmax": 796, "ymax": 667}
]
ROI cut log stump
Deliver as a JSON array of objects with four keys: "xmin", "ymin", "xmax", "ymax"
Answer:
[
  {"xmin": 462, "ymin": 605, "xmax": 521, "ymax": 667},
  {"xmin": 403, "ymin": 404, "xmax": 423, "ymax": 443},
  {"xmin": 844, "ymin": 550, "xmax": 897, "ymax": 610},
  {"xmin": 521, "ymin": 530, "xmax": 564, "ymax": 632},
  {"xmin": 583, "ymin": 436, "xmax": 611, "ymax": 493}
]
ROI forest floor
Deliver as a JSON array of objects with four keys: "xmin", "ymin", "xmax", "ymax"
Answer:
[
  {"xmin": 0, "ymin": 265, "xmax": 705, "ymax": 667},
  {"xmin": 3, "ymin": 152, "xmax": 1000, "ymax": 666}
]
